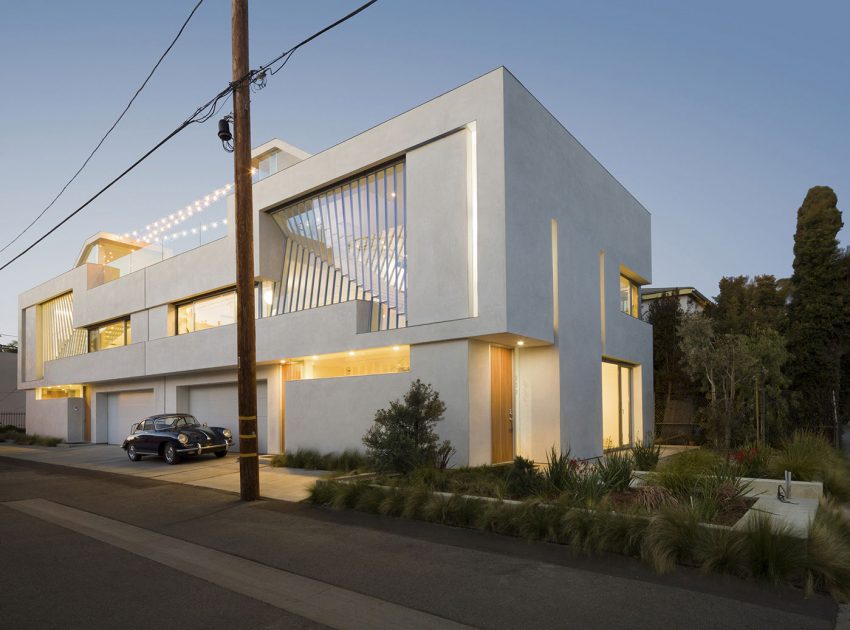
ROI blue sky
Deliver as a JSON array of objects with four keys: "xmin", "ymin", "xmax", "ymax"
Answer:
[{"xmin": 1, "ymin": 0, "xmax": 847, "ymax": 339}]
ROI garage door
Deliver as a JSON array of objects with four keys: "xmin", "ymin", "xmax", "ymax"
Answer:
[
  {"xmin": 188, "ymin": 382, "xmax": 268, "ymax": 453},
  {"xmin": 107, "ymin": 390, "xmax": 156, "ymax": 445}
]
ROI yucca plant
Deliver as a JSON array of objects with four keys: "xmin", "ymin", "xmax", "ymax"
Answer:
[
  {"xmin": 597, "ymin": 450, "xmax": 634, "ymax": 492},
  {"xmin": 632, "ymin": 440, "xmax": 661, "ymax": 471},
  {"xmin": 544, "ymin": 446, "xmax": 574, "ymax": 492}
]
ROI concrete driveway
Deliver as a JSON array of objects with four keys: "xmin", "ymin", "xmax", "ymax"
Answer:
[{"xmin": 0, "ymin": 443, "xmax": 324, "ymax": 501}]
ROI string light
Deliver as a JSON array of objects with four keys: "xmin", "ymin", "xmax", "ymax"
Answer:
[{"xmin": 113, "ymin": 182, "xmax": 234, "ymax": 244}]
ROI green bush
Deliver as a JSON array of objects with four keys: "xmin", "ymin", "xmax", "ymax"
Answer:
[
  {"xmin": 648, "ymin": 450, "xmax": 750, "ymax": 523},
  {"xmin": 363, "ymin": 380, "xmax": 455, "ymax": 474},
  {"xmin": 597, "ymin": 451, "xmax": 634, "ymax": 492},
  {"xmin": 805, "ymin": 502, "xmax": 850, "ymax": 600},
  {"xmin": 768, "ymin": 432, "xmax": 850, "ymax": 500},
  {"xmin": 271, "ymin": 448, "xmax": 370, "ymax": 472},
  {"xmin": 308, "ymin": 478, "xmax": 850, "ymax": 600},
  {"xmin": 5, "ymin": 433, "xmax": 63, "ymax": 447},
  {"xmin": 506, "ymin": 456, "xmax": 545, "ymax": 497},
  {"xmin": 544, "ymin": 446, "xmax": 573, "ymax": 492},
  {"xmin": 631, "ymin": 440, "xmax": 661, "ymax": 471},
  {"xmin": 744, "ymin": 513, "xmax": 807, "ymax": 584}
]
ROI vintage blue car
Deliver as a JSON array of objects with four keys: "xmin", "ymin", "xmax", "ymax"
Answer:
[{"xmin": 122, "ymin": 414, "xmax": 233, "ymax": 464}]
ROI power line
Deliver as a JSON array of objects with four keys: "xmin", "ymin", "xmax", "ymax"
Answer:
[
  {"xmin": 0, "ymin": 0, "xmax": 205, "ymax": 257},
  {"xmin": 0, "ymin": 0, "xmax": 380, "ymax": 273}
]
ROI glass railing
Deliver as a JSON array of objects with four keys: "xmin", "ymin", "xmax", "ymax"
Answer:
[{"xmin": 86, "ymin": 205, "xmax": 229, "ymax": 289}]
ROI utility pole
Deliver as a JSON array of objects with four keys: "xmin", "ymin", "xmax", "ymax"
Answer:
[{"xmin": 232, "ymin": 0, "xmax": 259, "ymax": 500}]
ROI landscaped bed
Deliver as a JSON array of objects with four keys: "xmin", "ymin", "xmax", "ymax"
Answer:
[{"xmin": 307, "ymin": 435, "xmax": 850, "ymax": 601}]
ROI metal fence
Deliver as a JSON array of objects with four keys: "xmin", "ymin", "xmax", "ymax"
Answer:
[{"xmin": 0, "ymin": 412, "xmax": 25, "ymax": 430}]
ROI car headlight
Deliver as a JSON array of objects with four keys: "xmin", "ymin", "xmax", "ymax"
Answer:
[
  {"xmin": 177, "ymin": 433, "xmax": 189, "ymax": 445},
  {"xmin": 222, "ymin": 429, "xmax": 232, "ymax": 439}
]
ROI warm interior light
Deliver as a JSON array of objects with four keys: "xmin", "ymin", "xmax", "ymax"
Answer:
[
  {"xmin": 311, "ymin": 355, "xmax": 319, "ymax": 360},
  {"xmin": 517, "ymin": 340, "xmax": 525, "ymax": 346},
  {"xmin": 348, "ymin": 351, "xmax": 356, "ymax": 356},
  {"xmin": 392, "ymin": 345, "xmax": 400, "ymax": 351}
]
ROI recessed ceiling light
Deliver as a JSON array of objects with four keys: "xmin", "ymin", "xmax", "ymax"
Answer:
[{"xmin": 517, "ymin": 340, "xmax": 525, "ymax": 346}]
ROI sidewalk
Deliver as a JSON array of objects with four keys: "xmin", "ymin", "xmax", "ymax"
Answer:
[{"xmin": 0, "ymin": 443, "xmax": 323, "ymax": 501}]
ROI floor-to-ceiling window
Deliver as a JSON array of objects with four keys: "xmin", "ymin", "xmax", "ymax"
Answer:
[
  {"xmin": 602, "ymin": 360, "xmax": 632, "ymax": 449},
  {"xmin": 268, "ymin": 161, "xmax": 406, "ymax": 331}
]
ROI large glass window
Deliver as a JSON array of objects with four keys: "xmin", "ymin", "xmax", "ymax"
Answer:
[
  {"xmin": 602, "ymin": 361, "xmax": 632, "ymax": 449},
  {"xmin": 36, "ymin": 384, "xmax": 84, "ymax": 400},
  {"xmin": 177, "ymin": 290, "xmax": 236, "ymax": 334},
  {"xmin": 619, "ymin": 275, "xmax": 640, "ymax": 317},
  {"xmin": 88, "ymin": 318, "xmax": 131, "ymax": 352},
  {"xmin": 283, "ymin": 345, "xmax": 410, "ymax": 380},
  {"xmin": 40, "ymin": 292, "xmax": 87, "ymax": 361},
  {"xmin": 269, "ymin": 161, "xmax": 406, "ymax": 331}
]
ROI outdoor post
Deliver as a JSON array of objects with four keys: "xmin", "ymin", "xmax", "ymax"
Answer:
[{"xmin": 232, "ymin": 0, "xmax": 260, "ymax": 500}]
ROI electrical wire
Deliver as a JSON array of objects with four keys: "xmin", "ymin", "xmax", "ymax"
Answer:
[
  {"xmin": 0, "ymin": 0, "xmax": 205, "ymax": 257},
  {"xmin": 0, "ymin": 0, "xmax": 380, "ymax": 272}
]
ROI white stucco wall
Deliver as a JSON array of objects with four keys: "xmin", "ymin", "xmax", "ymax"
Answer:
[
  {"xmin": 502, "ymin": 70, "xmax": 653, "ymax": 458},
  {"xmin": 285, "ymin": 340, "xmax": 470, "ymax": 463}
]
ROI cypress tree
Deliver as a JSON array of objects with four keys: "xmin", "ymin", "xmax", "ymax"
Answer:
[{"xmin": 786, "ymin": 186, "xmax": 844, "ymax": 429}]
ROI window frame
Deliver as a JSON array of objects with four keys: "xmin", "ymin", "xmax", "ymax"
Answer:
[
  {"xmin": 87, "ymin": 317, "xmax": 131, "ymax": 353},
  {"xmin": 619, "ymin": 275, "xmax": 641, "ymax": 318},
  {"xmin": 174, "ymin": 284, "xmax": 272, "ymax": 335}
]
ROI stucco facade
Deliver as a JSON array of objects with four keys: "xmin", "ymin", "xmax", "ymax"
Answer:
[{"xmin": 17, "ymin": 68, "xmax": 653, "ymax": 463}]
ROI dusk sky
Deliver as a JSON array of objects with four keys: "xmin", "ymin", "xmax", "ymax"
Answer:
[{"xmin": 1, "ymin": 0, "xmax": 847, "ymax": 340}]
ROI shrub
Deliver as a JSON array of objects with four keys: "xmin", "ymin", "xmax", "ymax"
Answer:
[
  {"xmin": 561, "ymin": 462, "xmax": 607, "ymax": 507},
  {"xmin": 271, "ymin": 448, "xmax": 370, "ymax": 472},
  {"xmin": 632, "ymin": 440, "xmax": 661, "ymax": 471},
  {"xmin": 363, "ymin": 380, "xmax": 455, "ymax": 474},
  {"xmin": 743, "ymin": 512, "xmax": 807, "ymax": 584},
  {"xmin": 10, "ymin": 433, "xmax": 62, "ymax": 447},
  {"xmin": 597, "ymin": 451, "xmax": 634, "ymax": 492},
  {"xmin": 506, "ymin": 456, "xmax": 545, "ymax": 497},
  {"xmin": 805, "ymin": 504, "xmax": 850, "ymax": 600},
  {"xmin": 634, "ymin": 485, "xmax": 679, "ymax": 512},
  {"xmin": 731, "ymin": 444, "xmax": 773, "ymax": 478},
  {"xmin": 544, "ymin": 446, "xmax": 573, "ymax": 492},
  {"xmin": 641, "ymin": 505, "xmax": 702, "ymax": 573},
  {"xmin": 768, "ymin": 432, "xmax": 850, "ymax": 500}
]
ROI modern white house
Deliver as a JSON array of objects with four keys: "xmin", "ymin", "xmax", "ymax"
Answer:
[{"xmin": 17, "ymin": 68, "xmax": 652, "ymax": 464}]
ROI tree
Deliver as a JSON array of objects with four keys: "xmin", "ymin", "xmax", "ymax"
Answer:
[
  {"xmin": 678, "ymin": 314, "xmax": 787, "ymax": 448},
  {"xmin": 363, "ymin": 380, "xmax": 455, "ymax": 473},
  {"xmin": 786, "ymin": 186, "xmax": 845, "ymax": 429},
  {"xmin": 713, "ymin": 275, "xmax": 786, "ymax": 335},
  {"xmin": 0, "ymin": 340, "xmax": 17, "ymax": 353},
  {"xmin": 646, "ymin": 295, "xmax": 696, "ymax": 427}
]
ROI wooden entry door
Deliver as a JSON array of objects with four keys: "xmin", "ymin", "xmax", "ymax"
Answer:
[{"xmin": 490, "ymin": 346, "xmax": 514, "ymax": 463}]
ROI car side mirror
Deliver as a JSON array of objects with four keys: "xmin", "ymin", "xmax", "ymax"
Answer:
[{"xmin": 203, "ymin": 422, "xmax": 208, "ymax": 427}]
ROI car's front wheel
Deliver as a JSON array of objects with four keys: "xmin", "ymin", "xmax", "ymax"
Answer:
[
  {"xmin": 163, "ymin": 443, "xmax": 180, "ymax": 465},
  {"xmin": 127, "ymin": 444, "xmax": 141, "ymax": 462},
  {"xmin": 214, "ymin": 450, "xmax": 227, "ymax": 458}
]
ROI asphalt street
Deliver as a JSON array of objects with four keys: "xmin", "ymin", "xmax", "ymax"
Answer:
[{"xmin": 0, "ymin": 456, "xmax": 838, "ymax": 629}]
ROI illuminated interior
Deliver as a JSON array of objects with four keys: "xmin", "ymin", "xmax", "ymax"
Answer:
[
  {"xmin": 619, "ymin": 275, "xmax": 640, "ymax": 317},
  {"xmin": 88, "ymin": 318, "xmax": 131, "ymax": 352},
  {"xmin": 36, "ymin": 384, "xmax": 84, "ymax": 400},
  {"xmin": 283, "ymin": 345, "xmax": 410, "ymax": 380},
  {"xmin": 602, "ymin": 360, "xmax": 632, "ymax": 449}
]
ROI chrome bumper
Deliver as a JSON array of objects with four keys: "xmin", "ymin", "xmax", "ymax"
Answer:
[{"xmin": 177, "ymin": 442, "xmax": 230, "ymax": 454}]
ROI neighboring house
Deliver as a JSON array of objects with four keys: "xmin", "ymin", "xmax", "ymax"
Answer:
[
  {"xmin": 0, "ymin": 350, "xmax": 26, "ymax": 428},
  {"xmin": 17, "ymin": 68, "xmax": 652, "ymax": 464},
  {"xmin": 640, "ymin": 286, "xmax": 712, "ymax": 319}
]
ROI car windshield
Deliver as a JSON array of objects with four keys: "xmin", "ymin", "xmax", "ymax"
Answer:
[{"xmin": 154, "ymin": 415, "xmax": 200, "ymax": 431}]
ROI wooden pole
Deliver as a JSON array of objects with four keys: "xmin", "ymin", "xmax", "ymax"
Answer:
[{"xmin": 232, "ymin": 0, "xmax": 259, "ymax": 500}]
